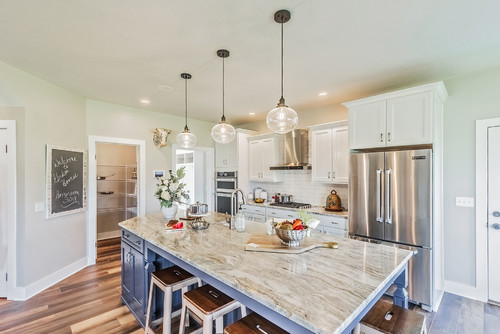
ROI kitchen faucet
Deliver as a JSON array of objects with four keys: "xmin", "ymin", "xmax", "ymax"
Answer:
[{"xmin": 229, "ymin": 188, "xmax": 246, "ymax": 228}]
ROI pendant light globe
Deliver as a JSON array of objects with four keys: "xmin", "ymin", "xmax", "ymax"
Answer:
[
  {"xmin": 267, "ymin": 9, "xmax": 298, "ymax": 134},
  {"xmin": 177, "ymin": 73, "xmax": 197, "ymax": 149},
  {"xmin": 176, "ymin": 127, "xmax": 197, "ymax": 148},
  {"xmin": 212, "ymin": 117, "xmax": 236, "ymax": 144},
  {"xmin": 211, "ymin": 49, "xmax": 236, "ymax": 144}
]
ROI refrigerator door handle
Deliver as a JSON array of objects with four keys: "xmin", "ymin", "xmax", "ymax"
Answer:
[
  {"xmin": 376, "ymin": 169, "xmax": 383, "ymax": 222},
  {"xmin": 385, "ymin": 169, "xmax": 392, "ymax": 224}
]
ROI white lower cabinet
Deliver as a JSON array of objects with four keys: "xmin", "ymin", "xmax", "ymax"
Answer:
[
  {"xmin": 318, "ymin": 215, "xmax": 348, "ymax": 238},
  {"xmin": 241, "ymin": 205, "xmax": 266, "ymax": 223}
]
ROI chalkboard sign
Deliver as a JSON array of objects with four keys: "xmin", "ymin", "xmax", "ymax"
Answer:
[{"xmin": 46, "ymin": 145, "xmax": 87, "ymax": 219}]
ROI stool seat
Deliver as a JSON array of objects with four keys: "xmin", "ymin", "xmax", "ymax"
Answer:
[
  {"xmin": 224, "ymin": 312, "xmax": 289, "ymax": 334},
  {"xmin": 179, "ymin": 284, "xmax": 247, "ymax": 334},
  {"xmin": 153, "ymin": 265, "xmax": 195, "ymax": 286},
  {"xmin": 145, "ymin": 265, "xmax": 201, "ymax": 334},
  {"xmin": 356, "ymin": 300, "xmax": 427, "ymax": 334},
  {"xmin": 183, "ymin": 284, "xmax": 237, "ymax": 315}
]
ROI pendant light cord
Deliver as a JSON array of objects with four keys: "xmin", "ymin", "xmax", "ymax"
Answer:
[
  {"xmin": 184, "ymin": 77, "xmax": 188, "ymax": 128},
  {"xmin": 280, "ymin": 21, "xmax": 284, "ymax": 100},
  {"xmin": 222, "ymin": 57, "xmax": 225, "ymax": 118}
]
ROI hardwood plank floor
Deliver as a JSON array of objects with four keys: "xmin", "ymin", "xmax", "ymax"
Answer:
[{"xmin": 1, "ymin": 237, "xmax": 500, "ymax": 333}]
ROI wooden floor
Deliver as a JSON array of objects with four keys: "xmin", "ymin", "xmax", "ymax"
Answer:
[{"xmin": 1, "ymin": 237, "xmax": 500, "ymax": 333}]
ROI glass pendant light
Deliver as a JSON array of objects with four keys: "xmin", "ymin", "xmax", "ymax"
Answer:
[
  {"xmin": 266, "ymin": 9, "xmax": 298, "ymax": 134},
  {"xmin": 176, "ymin": 73, "xmax": 197, "ymax": 149},
  {"xmin": 211, "ymin": 49, "xmax": 236, "ymax": 144}
]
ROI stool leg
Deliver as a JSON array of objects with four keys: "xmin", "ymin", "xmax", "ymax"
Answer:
[
  {"xmin": 203, "ymin": 314, "xmax": 213, "ymax": 334},
  {"xmin": 215, "ymin": 315, "xmax": 223, "ymax": 334},
  {"xmin": 181, "ymin": 286, "xmax": 190, "ymax": 328},
  {"xmin": 178, "ymin": 300, "xmax": 187, "ymax": 334},
  {"xmin": 353, "ymin": 323, "xmax": 361, "ymax": 334},
  {"xmin": 163, "ymin": 285, "xmax": 172, "ymax": 334},
  {"xmin": 241, "ymin": 305, "xmax": 247, "ymax": 317},
  {"xmin": 145, "ymin": 278, "xmax": 156, "ymax": 334}
]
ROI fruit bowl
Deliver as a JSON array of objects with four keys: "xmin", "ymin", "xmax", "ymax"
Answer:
[{"xmin": 274, "ymin": 227, "xmax": 307, "ymax": 247}]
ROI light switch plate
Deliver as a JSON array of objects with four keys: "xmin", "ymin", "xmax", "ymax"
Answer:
[
  {"xmin": 35, "ymin": 202, "xmax": 45, "ymax": 212},
  {"xmin": 456, "ymin": 197, "xmax": 474, "ymax": 207}
]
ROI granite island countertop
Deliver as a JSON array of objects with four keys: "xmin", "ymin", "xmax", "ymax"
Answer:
[{"xmin": 119, "ymin": 212, "xmax": 411, "ymax": 334}]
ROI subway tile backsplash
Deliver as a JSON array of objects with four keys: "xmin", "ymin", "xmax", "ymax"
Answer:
[{"xmin": 248, "ymin": 170, "xmax": 348, "ymax": 209}]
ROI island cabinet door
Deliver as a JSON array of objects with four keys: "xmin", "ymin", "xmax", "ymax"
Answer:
[{"xmin": 121, "ymin": 240, "xmax": 146, "ymax": 327}]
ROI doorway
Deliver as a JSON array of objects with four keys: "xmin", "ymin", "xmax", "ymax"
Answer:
[
  {"xmin": 172, "ymin": 145, "xmax": 214, "ymax": 210},
  {"xmin": 87, "ymin": 136, "xmax": 146, "ymax": 265},
  {"xmin": 0, "ymin": 120, "xmax": 16, "ymax": 300},
  {"xmin": 96, "ymin": 143, "xmax": 138, "ymax": 240},
  {"xmin": 476, "ymin": 118, "xmax": 500, "ymax": 304}
]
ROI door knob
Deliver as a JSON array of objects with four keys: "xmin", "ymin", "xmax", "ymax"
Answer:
[
  {"xmin": 493, "ymin": 211, "xmax": 500, "ymax": 217},
  {"xmin": 493, "ymin": 223, "xmax": 500, "ymax": 230}
]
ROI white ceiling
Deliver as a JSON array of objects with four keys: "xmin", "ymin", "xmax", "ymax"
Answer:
[{"xmin": 1, "ymin": 0, "xmax": 500, "ymax": 125}]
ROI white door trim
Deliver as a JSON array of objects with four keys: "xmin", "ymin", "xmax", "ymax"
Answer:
[
  {"xmin": 0, "ymin": 120, "xmax": 17, "ymax": 300},
  {"xmin": 171, "ymin": 144, "xmax": 214, "ymax": 210},
  {"xmin": 476, "ymin": 117, "xmax": 500, "ymax": 302},
  {"xmin": 87, "ymin": 136, "xmax": 146, "ymax": 265}
]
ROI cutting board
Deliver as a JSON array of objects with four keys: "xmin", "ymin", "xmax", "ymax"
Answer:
[{"xmin": 245, "ymin": 234, "xmax": 338, "ymax": 254}]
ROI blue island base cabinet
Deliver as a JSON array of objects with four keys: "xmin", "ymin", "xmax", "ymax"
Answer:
[{"xmin": 121, "ymin": 230, "xmax": 147, "ymax": 327}]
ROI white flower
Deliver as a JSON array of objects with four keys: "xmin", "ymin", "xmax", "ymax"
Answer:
[
  {"xmin": 162, "ymin": 179, "xmax": 169, "ymax": 185},
  {"xmin": 161, "ymin": 191, "xmax": 171, "ymax": 201},
  {"xmin": 160, "ymin": 185, "xmax": 167, "ymax": 192},
  {"xmin": 170, "ymin": 182, "xmax": 178, "ymax": 191}
]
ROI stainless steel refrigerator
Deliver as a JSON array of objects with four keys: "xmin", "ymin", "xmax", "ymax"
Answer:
[{"xmin": 349, "ymin": 148, "xmax": 433, "ymax": 309}]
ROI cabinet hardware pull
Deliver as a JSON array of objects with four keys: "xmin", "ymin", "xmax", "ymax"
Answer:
[
  {"xmin": 209, "ymin": 290, "xmax": 219, "ymax": 298},
  {"xmin": 173, "ymin": 270, "xmax": 181, "ymax": 276},
  {"xmin": 388, "ymin": 132, "xmax": 391, "ymax": 141},
  {"xmin": 380, "ymin": 133, "xmax": 383, "ymax": 142},
  {"xmin": 134, "ymin": 240, "xmax": 141, "ymax": 245},
  {"xmin": 332, "ymin": 171, "xmax": 335, "ymax": 178},
  {"xmin": 328, "ymin": 171, "xmax": 330, "ymax": 178}
]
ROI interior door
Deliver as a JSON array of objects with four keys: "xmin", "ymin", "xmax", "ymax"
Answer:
[
  {"xmin": 384, "ymin": 149, "xmax": 432, "ymax": 247},
  {"xmin": 348, "ymin": 152, "xmax": 385, "ymax": 240},
  {"xmin": 0, "ymin": 129, "xmax": 7, "ymax": 297},
  {"xmin": 488, "ymin": 126, "xmax": 500, "ymax": 303}
]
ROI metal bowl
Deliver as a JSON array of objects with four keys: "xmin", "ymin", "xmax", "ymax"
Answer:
[
  {"xmin": 275, "ymin": 227, "xmax": 307, "ymax": 247},
  {"xmin": 190, "ymin": 220, "xmax": 209, "ymax": 230}
]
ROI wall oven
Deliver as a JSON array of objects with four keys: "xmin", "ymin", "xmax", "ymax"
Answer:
[{"xmin": 215, "ymin": 172, "xmax": 238, "ymax": 214}]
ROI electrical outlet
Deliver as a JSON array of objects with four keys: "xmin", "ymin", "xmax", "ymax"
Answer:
[
  {"xmin": 35, "ymin": 202, "xmax": 45, "ymax": 212},
  {"xmin": 456, "ymin": 197, "xmax": 474, "ymax": 207}
]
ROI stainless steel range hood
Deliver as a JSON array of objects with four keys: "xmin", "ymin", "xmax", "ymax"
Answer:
[{"xmin": 270, "ymin": 129, "xmax": 311, "ymax": 170}]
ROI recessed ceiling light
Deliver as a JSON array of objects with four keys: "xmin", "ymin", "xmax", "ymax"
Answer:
[
  {"xmin": 158, "ymin": 85, "xmax": 174, "ymax": 92},
  {"xmin": 249, "ymin": 112, "xmax": 255, "ymax": 116},
  {"xmin": 319, "ymin": 92, "xmax": 328, "ymax": 96},
  {"xmin": 141, "ymin": 99, "xmax": 150, "ymax": 104}
]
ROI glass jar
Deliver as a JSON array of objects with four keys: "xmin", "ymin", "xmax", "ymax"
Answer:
[{"xmin": 235, "ymin": 211, "xmax": 246, "ymax": 232}]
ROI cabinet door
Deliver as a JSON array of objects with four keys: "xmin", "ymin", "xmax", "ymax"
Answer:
[
  {"xmin": 224, "ymin": 139, "xmax": 238, "ymax": 169},
  {"xmin": 260, "ymin": 138, "xmax": 275, "ymax": 181},
  {"xmin": 348, "ymin": 101, "xmax": 386, "ymax": 149},
  {"xmin": 248, "ymin": 140, "xmax": 262, "ymax": 181},
  {"xmin": 386, "ymin": 91, "xmax": 432, "ymax": 146},
  {"xmin": 311, "ymin": 128, "xmax": 333, "ymax": 182},
  {"xmin": 332, "ymin": 127, "xmax": 349, "ymax": 183}
]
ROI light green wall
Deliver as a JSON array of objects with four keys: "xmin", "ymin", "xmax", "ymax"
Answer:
[
  {"xmin": 86, "ymin": 99, "xmax": 215, "ymax": 214},
  {"xmin": 442, "ymin": 66, "xmax": 500, "ymax": 286},
  {"xmin": 0, "ymin": 61, "xmax": 87, "ymax": 287}
]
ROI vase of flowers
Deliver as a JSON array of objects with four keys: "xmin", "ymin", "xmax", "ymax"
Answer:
[{"xmin": 155, "ymin": 167, "xmax": 190, "ymax": 219}]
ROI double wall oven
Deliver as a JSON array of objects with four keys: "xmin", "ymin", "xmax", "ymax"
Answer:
[{"xmin": 215, "ymin": 171, "xmax": 238, "ymax": 214}]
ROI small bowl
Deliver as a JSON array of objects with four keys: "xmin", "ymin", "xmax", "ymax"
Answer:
[
  {"xmin": 190, "ymin": 220, "xmax": 209, "ymax": 230},
  {"xmin": 275, "ymin": 227, "xmax": 307, "ymax": 247},
  {"xmin": 254, "ymin": 198, "xmax": 265, "ymax": 203}
]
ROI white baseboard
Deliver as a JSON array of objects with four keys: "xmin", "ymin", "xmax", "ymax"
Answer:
[
  {"xmin": 444, "ymin": 280, "xmax": 487, "ymax": 302},
  {"xmin": 22, "ymin": 257, "xmax": 88, "ymax": 301},
  {"xmin": 98, "ymin": 230, "xmax": 121, "ymax": 240}
]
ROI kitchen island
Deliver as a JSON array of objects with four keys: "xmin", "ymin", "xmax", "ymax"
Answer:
[{"xmin": 119, "ymin": 212, "xmax": 412, "ymax": 334}]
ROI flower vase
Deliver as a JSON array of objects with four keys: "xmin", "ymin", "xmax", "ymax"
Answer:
[{"xmin": 161, "ymin": 203, "xmax": 178, "ymax": 219}]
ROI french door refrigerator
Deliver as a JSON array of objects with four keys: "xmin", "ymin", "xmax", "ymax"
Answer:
[{"xmin": 349, "ymin": 148, "xmax": 433, "ymax": 309}]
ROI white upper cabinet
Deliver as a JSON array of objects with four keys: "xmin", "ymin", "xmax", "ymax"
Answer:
[
  {"xmin": 248, "ymin": 134, "xmax": 283, "ymax": 182},
  {"xmin": 215, "ymin": 139, "xmax": 238, "ymax": 170},
  {"xmin": 310, "ymin": 121, "xmax": 349, "ymax": 184},
  {"xmin": 344, "ymin": 82, "xmax": 448, "ymax": 149}
]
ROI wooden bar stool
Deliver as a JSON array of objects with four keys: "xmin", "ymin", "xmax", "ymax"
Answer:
[
  {"xmin": 354, "ymin": 300, "xmax": 427, "ymax": 334},
  {"xmin": 179, "ymin": 284, "xmax": 247, "ymax": 334},
  {"xmin": 145, "ymin": 265, "xmax": 202, "ymax": 334},
  {"xmin": 224, "ymin": 312, "xmax": 289, "ymax": 334}
]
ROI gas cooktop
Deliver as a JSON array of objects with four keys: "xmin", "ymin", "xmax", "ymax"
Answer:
[{"xmin": 269, "ymin": 202, "xmax": 312, "ymax": 209}]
